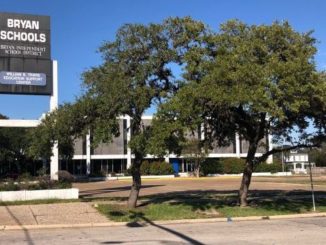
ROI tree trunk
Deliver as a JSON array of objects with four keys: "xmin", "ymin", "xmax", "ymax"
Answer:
[
  {"xmin": 194, "ymin": 159, "xmax": 200, "ymax": 178},
  {"xmin": 239, "ymin": 160, "xmax": 254, "ymax": 207},
  {"xmin": 239, "ymin": 142, "xmax": 257, "ymax": 207},
  {"xmin": 127, "ymin": 160, "xmax": 141, "ymax": 208}
]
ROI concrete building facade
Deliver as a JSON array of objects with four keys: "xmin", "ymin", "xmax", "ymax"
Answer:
[{"xmin": 60, "ymin": 115, "xmax": 273, "ymax": 176}]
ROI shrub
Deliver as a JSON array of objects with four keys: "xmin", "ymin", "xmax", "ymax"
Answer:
[
  {"xmin": 56, "ymin": 180, "xmax": 73, "ymax": 189},
  {"xmin": 202, "ymin": 158, "xmax": 283, "ymax": 175},
  {"xmin": 151, "ymin": 161, "xmax": 174, "ymax": 175},
  {"xmin": 201, "ymin": 159, "xmax": 222, "ymax": 175},
  {"xmin": 220, "ymin": 158, "xmax": 245, "ymax": 174},
  {"xmin": 139, "ymin": 161, "xmax": 174, "ymax": 175},
  {"xmin": 0, "ymin": 178, "xmax": 72, "ymax": 191},
  {"xmin": 123, "ymin": 168, "xmax": 132, "ymax": 176},
  {"xmin": 140, "ymin": 161, "xmax": 151, "ymax": 175},
  {"xmin": 37, "ymin": 167, "xmax": 48, "ymax": 176},
  {"xmin": 89, "ymin": 170, "xmax": 107, "ymax": 177},
  {"xmin": 58, "ymin": 170, "xmax": 75, "ymax": 183},
  {"xmin": 255, "ymin": 162, "xmax": 282, "ymax": 173},
  {"xmin": 201, "ymin": 158, "xmax": 245, "ymax": 175},
  {"xmin": 17, "ymin": 172, "xmax": 33, "ymax": 182},
  {"xmin": 0, "ymin": 179, "xmax": 19, "ymax": 191}
]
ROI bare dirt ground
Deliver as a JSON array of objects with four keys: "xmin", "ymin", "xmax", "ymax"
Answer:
[{"xmin": 74, "ymin": 176, "xmax": 326, "ymax": 199}]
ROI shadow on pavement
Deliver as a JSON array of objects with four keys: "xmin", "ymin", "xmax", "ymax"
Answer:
[
  {"xmin": 101, "ymin": 211, "xmax": 204, "ymax": 245},
  {"xmin": 4, "ymin": 205, "xmax": 34, "ymax": 245},
  {"xmin": 79, "ymin": 184, "xmax": 164, "ymax": 197},
  {"xmin": 99, "ymin": 189, "xmax": 326, "ymax": 244}
]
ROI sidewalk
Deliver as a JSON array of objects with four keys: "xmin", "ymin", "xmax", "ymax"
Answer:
[
  {"xmin": 0, "ymin": 201, "xmax": 325, "ymax": 231},
  {"xmin": 0, "ymin": 202, "xmax": 108, "ymax": 227}
]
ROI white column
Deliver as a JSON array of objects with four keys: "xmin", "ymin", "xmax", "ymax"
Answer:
[
  {"xmin": 86, "ymin": 131, "xmax": 91, "ymax": 175},
  {"xmin": 164, "ymin": 156, "xmax": 169, "ymax": 163},
  {"xmin": 266, "ymin": 133, "xmax": 273, "ymax": 164},
  {"xmin": 126, "ymin": 116, "xmax": 132, "ymax": 168},
  {"xmin": 50, "ymin": 60, "xmax": 59, "ymax": 180},
  {"xmin": 200, "ymin": 123, "xmax": 205, "ymax": 141},
  {"xmin": 235, "ymin": 133, "xmax": 241, "ymax": 157}
]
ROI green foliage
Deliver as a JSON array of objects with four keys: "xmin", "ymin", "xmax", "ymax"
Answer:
[
  {"xmin": 151, "ymin": 19, "xmax": 326, "ymax": 162},
  {"xmin": 309, "ymin": 144, "xmax": 326, "ymax": 167},
  {"xmin": 29, "ymin": 17, "xmax": 208, "ymax": 166},
  {"xmin": 140, "ymin": 161, "xmax": 174, "ymax": 175},
  {"xmin": 96, "ymin": 195, "xmax": 326, "ymax": 222},
  {"xmin": 58, "ymin": 170, "xmax": 75, "ymax": 183},
  {"xmin": 202, "ymin": 158, "xmax": 282, "ymax": 175},
  {"xmin": 25, "ymin": 18, "xmax": 326, "ymax": 206},
  {"xmin": 201, "ymin": 158, "xmax": 245, "ymax": 175},
  {"xmin": 0, "ymin": 114, "xmax": 38, "ymax": 176},
  {"xmin": 140, "ymin": 161, "xmax": 151, "ymax": 175},
  {"xmin": 255, "ymin": 162, "xmax": 283, "ymax": 173},
  {"xmin": 220, "ymin": 158, "xmax": 246, "ymax": 174},
  {"xmin": 150, "ymin": 19, "xmax": 326, "ymax": 206},
  {"xmin": 17, "ymin": 172, "xmax": 33, "ymax": 182},
  {"xmin": 28, "ymin": 99, "xmax": 96, "ymax": 160},
  {"xmin": 97, "ymin": 203, "xmax": 207, "ymax": 222},
  {"xmin": 201, "ymin": 159, "xmax": 223, "ymax": 175},
  {"xmin": 0, "ymin": 179, "xmax": 19, "ymax": 191},
  {"xmin": 150, "ymin": 161, "xmax": 174, "ymax": 175},
  {"xmin": 89, "ymin": 170, "xmax": 107, "ymax": 177},
  {"xmin": 0, "ymin": 177, "xmax": 72, "ymax": 191}
]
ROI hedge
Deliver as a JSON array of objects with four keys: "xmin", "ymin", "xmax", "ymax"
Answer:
[
  {"xmin": 254, "ymin": 162, "xmax": 282, "ymax": 173},
  {"xmin": 0, "ymin": 170, "xmax": 74, "ymax": 191},
  {"xmin": 220, "ymin": 158, "xmax": 245, "ymax": 174},
  {"xmin": 201, "ymin": 158, "xmax": 245, "ymax": 175},
  {"xmin": 202, "ymin": 158, "xmax": 283, "ymax": 175},
  {"xmin": 140, "ymin": 161, "xmax": 174, "ymax": 175}
]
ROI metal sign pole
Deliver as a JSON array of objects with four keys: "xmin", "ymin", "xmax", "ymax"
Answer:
[
  {"xmin": 308, "ymin": 161, "xmax": 316, "ymax": 212},
  {"xmin": 50, "ymin": 60, "xmax": 59, "ymax": 180}
]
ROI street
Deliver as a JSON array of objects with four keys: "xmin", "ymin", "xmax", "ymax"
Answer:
[{"xmin": 0, "ymin": 217, "xmax": 325, "ymax": 245}]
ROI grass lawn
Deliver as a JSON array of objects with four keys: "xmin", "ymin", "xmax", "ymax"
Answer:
[
  {"xmin": 0, "ymin": 198, "xmax": 80, "ymax": 206},
  {"xmin": 96, "ymin": 193, "xmax": 326, "ymax": 222}
]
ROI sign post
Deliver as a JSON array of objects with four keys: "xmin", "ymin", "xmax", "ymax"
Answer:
[{"xmin": 50, "ymin": 60, "xmax": 58, "ymax": 180}]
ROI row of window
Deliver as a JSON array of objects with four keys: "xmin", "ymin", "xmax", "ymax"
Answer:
[{"xmin": 59, "ymin": 159, "xmax": 127, "ymax": 175}]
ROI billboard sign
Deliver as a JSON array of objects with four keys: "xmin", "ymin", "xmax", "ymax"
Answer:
[
  {"xmin": 0, "ymin": 12, "xmax": 50, "ymax": 59},
  {"xmin": 0, "ymin": 12, "xmax": 52, "ymax": 95}
]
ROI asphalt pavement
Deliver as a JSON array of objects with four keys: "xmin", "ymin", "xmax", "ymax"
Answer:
[{"xmin": 1, "ymin": 217, "xmax": 325, "ymax": 245}]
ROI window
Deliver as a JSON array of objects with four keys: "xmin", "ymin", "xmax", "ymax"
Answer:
[{"xmin": 295, "ymin": 163, "xmax": 302, "ymax": 169}]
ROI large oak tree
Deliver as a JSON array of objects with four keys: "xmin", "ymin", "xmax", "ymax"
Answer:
[
  {"xmin": 150, "ymin": 20, "xmax": 326, "ymax": 206},
  {"xmin": 30, "ymin": 17, "xmax": 207, "ymax": 208}
]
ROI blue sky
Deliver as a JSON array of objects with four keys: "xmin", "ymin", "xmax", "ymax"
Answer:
[{"xmin": 1, "ymin": 0, "xmax": 326, "ymax": 119}]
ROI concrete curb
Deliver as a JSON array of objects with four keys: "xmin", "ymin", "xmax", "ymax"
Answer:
[{"xmin": 1, "ymin": 212, "xmax": 325, "ymax": 231}]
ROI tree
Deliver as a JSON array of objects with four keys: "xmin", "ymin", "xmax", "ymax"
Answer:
[
  {"xmin": 309, "ymin": 144, "xmax": 326, "ymax": 167},
  {"xmin": 0, "ymin": 114, "xmax": 33, "ymax": 176},
  {"xmin": 30, "ymin": 17, "xmax": 207, "ymax": 208},
  {"xmin": 182, "ymin": 138, "xmax": 208, "ymax": 177},
  {"xmin": 28, "ymin": 97, "xmax": 97, "ymax": 162},
  {"xmin": 150, "ymin": 20, "xmax": 326, "ymax": 206}
]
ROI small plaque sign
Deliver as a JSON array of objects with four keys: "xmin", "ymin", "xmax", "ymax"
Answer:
[{"xmin": 0, "ymin": 71, "xmax": 46, "ymax": 86}]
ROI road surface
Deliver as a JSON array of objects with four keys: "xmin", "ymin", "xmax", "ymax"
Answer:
[{"xmin": 0, "ymin": 217, "xmax": 325, "ymax": 244}]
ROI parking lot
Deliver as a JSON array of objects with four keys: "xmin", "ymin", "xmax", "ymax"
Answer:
[{"xmin": 74, "ymin": 176, "xmax": 326, "ymax": 199}]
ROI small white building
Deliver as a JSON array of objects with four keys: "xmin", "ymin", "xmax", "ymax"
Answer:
[{"xmin": 284, "ymin": 150, "xmax": 314, "ymax": 174}]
